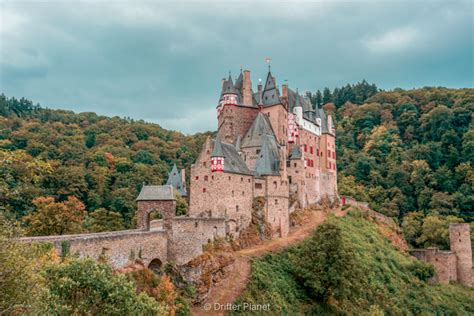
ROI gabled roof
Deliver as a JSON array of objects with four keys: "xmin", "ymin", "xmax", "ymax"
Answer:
[
  {"xmin": 241, "ymin": 113, "xmax": 276, "ymax": 148},
  {"xmin": 166, "ymin": 163, "xmax": 187, "ymax": 196},
  {"xmin": 255, "ymin": 135, "xmax": 280, "ymax": 176},
  {"xmin": 136, "ymin": 185, "xmax": 175, "ymax": 201},
  {"xmin": 261, "ymin": 71, "xmax": 281, "ymax": 106},
  {"xmin": 211, "ymin": 136, "xmax": 224, "ymax": 157},
  {"xmin": 289, "ymin": 144, "xmax": 302, "ymax": 160}
]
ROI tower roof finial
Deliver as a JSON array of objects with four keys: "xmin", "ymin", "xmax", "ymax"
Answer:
[{"xmin": 265, "ymin": 57, "xmax": 272, "ymax": 71}]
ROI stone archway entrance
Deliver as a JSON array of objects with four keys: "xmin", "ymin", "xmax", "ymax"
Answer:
[
  {"xmin": 136, "ymin": 185, "xmax": 176, "ymax": 230},
  {"xmin": 148, "ymin": 258, "xmax": 163, "ymax": 275}
]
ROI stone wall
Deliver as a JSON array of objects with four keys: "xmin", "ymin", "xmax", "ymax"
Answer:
[
  {"xmin": 263, "ymin": 175, "xmax": 290, "ymax": 237},
  {"xmin": 217, "ymin": 105, "xmax": 258, "ymax": 144},
  {"xmin": 137, "ymin": 200, "xmax": 176, "ymax": 230},
  {"xmin": 168, "ymin": 217, "xmax": 226, "ymax": 265},
  {"xmin": 19, "ymin": 230, "xmax": 168, "ymax": 268},
  {"xmin": 410, "ymin": 248, "xmax": 457, "ymax": 284},
  {"xmin": 190, "ymin": 159, "xmax": 254, "ymax": 237},
  {"xmin": 287, "ymin": 158, "xmax": 306, "ymax": 208},
  {"xmin": 260, "ymin": 104, "xmax": 288, "ymax": 145}
]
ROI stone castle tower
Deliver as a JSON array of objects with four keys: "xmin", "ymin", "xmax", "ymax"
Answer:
[
  {"xmin": 449, "ymin": 223, "xmax": 472, "ymax": 287},
  {"xmin": 182, "ymin": 65, "xmax": 338, "ymax": 239}
]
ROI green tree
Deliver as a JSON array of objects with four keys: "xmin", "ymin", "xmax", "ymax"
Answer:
[
  {"xmin": 402, "ymin": 212, "xmax": 424, "ymax": 246},
  {"xmin": 293, "ymin": 222, "xmax": 362, "ymax": 303},
  {"xmin": 41, "ymin": 258, "xmax": 166, "ymax": 315},
  {"xmin": 416, "ymin": 215, "xmax": 463, "ymax": 249},
  {"xmin": 86, "ymin": 208, "xmax": 125, "ymax": 232},
  {"xmin": 175, "ymin": 193, "xmax": 188, "ymax": 216}
]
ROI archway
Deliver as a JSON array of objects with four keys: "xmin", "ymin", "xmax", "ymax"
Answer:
[{"xmin": 148, "ymin": 258, "xmax": 163, "ymax": 275}]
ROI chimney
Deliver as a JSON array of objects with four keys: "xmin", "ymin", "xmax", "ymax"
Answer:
[
  {"xmin": 221, "ymin": 78, "xmax": 226, "ymax": 89},
  {"xmin": 258, "ymin": 79, "xmax": 263, "ymax": 105},
  {"xmin": 282, "ymin": 83, "xmax": 288, "ymax": 108},
  {"xmin": 243, "ymin": 70, "xmax": 253, "ymax": 106}
]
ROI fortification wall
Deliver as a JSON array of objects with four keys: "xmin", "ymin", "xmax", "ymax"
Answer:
[
  {"xmin": 19, "ymin": 230, "xmax": 168, "ymax": 268},
  {"xmin": 287, "ymin": 158, "xmax": 306, "ymax": 208},
  {"xmin": 410, "ymin": 248, "xmax": 457, "ymax": 284},
  {"xmin": 168, "ymin": 217, "xmax": 226, "ymax": 265}
]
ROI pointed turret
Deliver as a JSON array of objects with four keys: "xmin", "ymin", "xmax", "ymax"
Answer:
[
  {"xmin": 211, "ymin": 136, "xmax": 225, "ymax": 172},
  {"xmin": 261, "ymin": 70, "xmax": 281, "ymax": 106},
  {"xmin": 234, "ymin": 69, "xmax": 243, "ymax": 91},
  {"xmin": 166, "ymin": 163, "xmax": 187, "ymax": 196},
  {"xmin": 218, "ymin": 73, "xmax": 239, "ymax": 107}
]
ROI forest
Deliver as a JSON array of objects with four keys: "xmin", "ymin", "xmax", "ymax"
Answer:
[
  {"xmin": 1, "ymin": 84, "xmax": 473, "ymax": 314},
  {"xmin": 2, "ymin": 84, "xmax": 473, "ymax": 250}
]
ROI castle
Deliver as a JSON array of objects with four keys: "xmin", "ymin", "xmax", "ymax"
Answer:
[{"xmin": 185, "ymin": 67, "xmax": 338, "ymax": 238}]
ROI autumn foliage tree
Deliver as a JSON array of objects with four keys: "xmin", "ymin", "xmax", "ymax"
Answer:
[{"xmin": 23, "ymin": 196, "xmax": 86, "ymax": 236}]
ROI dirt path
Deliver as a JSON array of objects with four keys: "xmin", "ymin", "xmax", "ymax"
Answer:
[{"xmin": 191, "ymin": 209, "xmax": 344, "ymax": 315}]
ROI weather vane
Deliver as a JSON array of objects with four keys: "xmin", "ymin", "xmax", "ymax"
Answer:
[{"xmin": 265, "ymin": 57, "xmax": 272, "ymax": 70}]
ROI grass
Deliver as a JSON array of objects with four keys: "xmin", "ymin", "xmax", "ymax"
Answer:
[{"xmin": 234, "ymin": 209, "xmax": 473, "ymax": 315}]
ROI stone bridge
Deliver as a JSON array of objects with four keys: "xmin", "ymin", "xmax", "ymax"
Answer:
[{"xmin": 19, "ymin": 185, "xmax": 227, "ymax": 269}]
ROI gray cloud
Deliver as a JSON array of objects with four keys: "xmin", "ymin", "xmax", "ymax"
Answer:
[{"xmin": 1, "ymin": 0, "xmax": 472, "ymax": 133}]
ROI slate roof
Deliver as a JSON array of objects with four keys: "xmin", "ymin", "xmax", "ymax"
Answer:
[
  {"xmin": 255, "ymin": 135, "xmax": 280, "ymax": 176},
  {"xmin": 241, "ymin": 112, "xmax": 276, "ymax": 148},
  {"xmin": 234, "ymin": 71, "xmax": 243, "ymax": 90},
  {"xmin": 166, "ymin": 163, "xmax": 187, "ymax": 196},
  {"xmin": 289, "ymin": 144, "xmax": 302, "ymax": 160},
  {"xmin": 318, "ymin": 108, "xmax": 329, "ymax": 133},
  {"xmin": 211, "ymin": 136, "xmax": 224, "ymax": 157},
  {"xmin": 136, "ymin": 185, "xmax": 175, "ymax": 201},
  {"xmin": 221, "ymin": 73, "xmax": 238, "ymax": 95},
  {"xmin": 210, "ymin": 139, "xmax": 252, "ymax": 175},
  {"xmin": 261, "ymin": 71, "xmax": 281, "ymax": 106}
]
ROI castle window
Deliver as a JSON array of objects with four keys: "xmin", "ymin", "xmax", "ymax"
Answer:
[
  {"xmin": 273, "ymin": 181, "xmax": 277, "ymax": 189},
  {"xmin": 203, "ymin": 188, "xmax": 206, "ymax": 193},
  {"xmin": 294, "ymin": 163, "xmax": 296, "ymax": 167},
  {"xmin": 275, "ymin": 199, "xmax": 278, "ymax": 205},
  {"xmin": 203, "ymin": 162, "xmax": 207, "ymax": 167},
  {"xmin": 255, "ymin": 183, "xmax": 262, "ymax": 189},
  {"xmin": 248, "ymin": 179, "xmax": 251, "ymax": 183},
  {"xmin": 256, "ymin": 149, "xmax": 261, "ymax": 154},
  {"xmin": 212, "ymin": 175, "xmax": 214, "ymax": 180},
  {"xmin": 207, "ymin": 150, "xmax": 210, "ymax": 154},
  {"xmin": 304, "ymin": 144, "xmax": 307, "ymax": 152},
  {"xmin": 232, "ymin": 190, "xmax": 234, "ymax": 197},
  {"xmin": 242, "ymin": 191, "xmax": 245, "ymax": 196},
  {"xmin": 310, "ymin": 146, "xmax": 313, "ymax": 154},
  {"xmin": 229, "ymin": 176, "xmax": 231, "ymax": 181},
  {"xmin": 241, "ymin": 177, "xmax": 243, "ymax": 182},
  {"xmin": 195, "ymin": 222, "xmax": 198, "ymax": 228},
  {"xmin": 195, "ymin": 176, "xmax": 199, "ymax": 180},
  {"xmin": 204, "ymin": 175, "xmax": 208, "ymax": 181},
  {"xmin": 236, "ymin": 205, "xmax": 239, "ymax": 212}
]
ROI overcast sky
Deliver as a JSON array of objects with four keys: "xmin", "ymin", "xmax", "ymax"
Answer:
[{"xmin": 1, "ymin": 0, "xmax": 472, "ymax": 133}]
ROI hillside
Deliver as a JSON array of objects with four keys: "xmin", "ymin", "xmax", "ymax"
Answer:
[
  {"xmin": 0, "ymin": 95, "xmax": 212, "ymax": 229},
  {"xmin": 235, "ymin": 208, "xmax": 473, "ymax": 315}
]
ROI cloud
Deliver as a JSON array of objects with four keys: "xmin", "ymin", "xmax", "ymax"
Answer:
[
  {"xmin": 363, "ymin": 27, "xmax": 419, "ymax": 54},
  {"xmin": 0, "ymin": 0, "xmax": 472, "ymax": 133}
]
